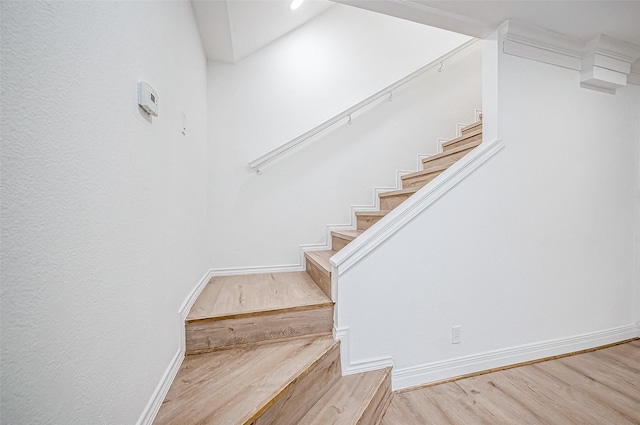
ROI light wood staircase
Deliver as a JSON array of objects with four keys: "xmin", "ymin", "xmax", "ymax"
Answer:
[{"xmin": 153, "ymin": 116, "xmax": 482, "ymax": 425}]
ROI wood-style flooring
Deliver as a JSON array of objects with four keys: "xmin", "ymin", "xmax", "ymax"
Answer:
[
  {"xmin": 187, "ymin": 272, "xmax": 330, "ymax": 320},
  {"xmin": 154, "ymin": 335, "xmax": 340, "ymax": 425},
  {"xmin": 382, "ymin": 339, "xmax": 640, "ymax": 425}
]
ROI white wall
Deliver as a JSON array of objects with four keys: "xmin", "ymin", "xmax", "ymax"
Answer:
[
  {"xmin": 0, "ymin": 1, "xmax": 208, "ymax": 424},
  {"xmin": 207, "ymin": 4, "xmax": 478, "ymax": 270},
  {"xmin": 336, "ymin": 37, "xmax": 640, "ymax": 389}
]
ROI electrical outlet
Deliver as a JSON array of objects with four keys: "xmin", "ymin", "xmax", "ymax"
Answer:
[{"xmin": 452, "ymin": 326, "xmax": 461, "ymax": 344}]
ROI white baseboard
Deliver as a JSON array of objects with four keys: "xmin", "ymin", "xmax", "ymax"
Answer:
[
  {"xmin": 335, "ymin": 326, "xmax": 394, "ymax": 376},
  {"xmin": 392, "ymin": 324, "xmax": 639, "ymax": 391},
  {"xmin": 210, "ymin": 263, "xmax": 305, "ymax": 277},
  {"xmin": 135, "ymin": 348, "xmax": 183, "ymax": 425},
  {"xmin": 178, "ymin": 264, "xmax": 312, "ymax": 324},
  {"xmin": 178, "ymin": 269, "xmax": 215, "ymax": 321}
]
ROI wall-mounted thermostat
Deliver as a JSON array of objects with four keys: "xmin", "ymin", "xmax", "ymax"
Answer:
[{"xmin": 138, "ymin": 81, "xmax": 158, "ymax": 116}]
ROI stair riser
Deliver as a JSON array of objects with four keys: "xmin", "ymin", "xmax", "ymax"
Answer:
[
  {"xmin": 379, "ymin": 193, "xmax": 412, "ymax": 211},
  {"xmin": 363, "ymin": 370, "xmax": 393, "ymax": 425},
  {"xmin": 254, "ymin": 342, "xmax": 342, "ymax": 425},
  {"xmin": 306, "ymin": 258, "xmax": 331, "ymax": 298},
  {"xmin": 331, "ymin": 235, "xmax": 351, "ymax": 252},
  {"xmin": 357, "ymin": 214, "xmax": 384, "ymax": 231},
  {"xmin": 402, "ymin": 170, "xmax": 443, "ymax": 189},
  {"xmin": 443, "ymin": 132, "xmax": 482, "ymax": 152},
  {"xmin": 422, "ymin": 147, "xmax": 473, "ymax": 169},
  {"xmin": 185, "ymin": 306, "xmax": 333, "ymax": 355}
]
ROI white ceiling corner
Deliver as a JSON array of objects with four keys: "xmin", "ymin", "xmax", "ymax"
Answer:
[{"xmin": 191, "ymin": 0, "xmax": 334, "ymax": 63}]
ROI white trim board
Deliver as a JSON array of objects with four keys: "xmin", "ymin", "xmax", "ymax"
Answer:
[
  {"xmin": 392, "ymin": 324, "xmax": 640, "ymax": 391},
  {"xmin": 331, "ymin": 138, "xmax": 505, "ymax": 275},
  {"xmin": 335, "ymin": 326, "xmax": 394, "ymax": 376},
  {"xmin": 135, "ymin": 348, "xmax": 183, "ymax": 425}
]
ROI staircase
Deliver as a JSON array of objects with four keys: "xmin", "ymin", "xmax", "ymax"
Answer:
[{"xmin": 153, "ymin": 116, "xmax": 482, "ymax": 425}]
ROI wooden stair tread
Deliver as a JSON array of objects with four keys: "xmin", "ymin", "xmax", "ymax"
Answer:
[
  {"xmin": 379, "ymin": 186, "xmax": 420, "ymax": 198},
  {"xmin": 305, "ymin": 249, "xmax": 337, "ymax": 274},
  {"xmin": 460, "ymin": 120, "xmax": 482, "ymax": 134},
  {"xmin": 187, "ymin": 272, "xmax": 331, "ymax": 322},
  {"xmin": 300, "ymin": 368, "xmax": 392, "ymax": 424},
  {"xmin": 441, "ymin": 127, "xmax": 482, "ymax": 149},
  {"xmin": 331, "ymin": 229, "xmax": 363, "ymax": 241},
  {"xmin": 401, "ymin": 163, "xmax": 450, "ymax": 181},
  {"xmin": 154, "ymin": 335, "xmax": 339, "ymax": 425},
  {"xmin": 422, "ymin": 139, "xmax": 481, "ymax": 166},
  {"xmin": 355, "ymin": 210, "xmax": 390, "ymax": 217}
]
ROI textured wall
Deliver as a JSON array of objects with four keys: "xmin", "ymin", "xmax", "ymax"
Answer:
[
  {"xmin": 0, "ymin": 1, "xmax": 209, "ymax": 423},
  {"xmin": 207, "ymin": 4, "xmax": 479, "ymax": 269}
]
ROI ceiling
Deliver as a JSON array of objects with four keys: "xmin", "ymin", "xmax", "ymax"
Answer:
[
  {"xmin": 333, "ymin": 0, "xmax": 640, "ymax": 47},
  {"xmin": 191, "ymin": 0, "xmax": 334, "ymax": 63},
  {"xmin": 191, "ymin": 0, "xmax": 640, "ymax": 63}
]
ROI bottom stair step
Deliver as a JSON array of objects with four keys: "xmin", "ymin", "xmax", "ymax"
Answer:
[
  {"xmin": 300, "ymin": 367, "xmax": 393, "ymax": 425},
  {"xmin": 154, "ymin": 335, "xmax": 341, "ymax": 425}
]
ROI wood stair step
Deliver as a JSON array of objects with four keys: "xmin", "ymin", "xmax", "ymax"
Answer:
[
  {"xmin": 331, "ymin": 229, "xmax": 363, "ymax": 252},
  {"xmin": 422, "ymin": 139, "xmax": 481, "ymax": 169},
  {"xmin": 401, "ymin": 163, "xmax": 449, "ymax": 190},
  {"xmin": 300, "ymin": 367, "xmax": 393, "ymax": 425},
  {"xmin": 185, "ymin": 272, "xmax": 333, "ymax": 354},
  {"xmin": 154, "ymin": 335, "xmax": 341, "ymax": 425},
  {"xmin": 379, "ymin": 187, "xmax": 420, "ymax": 211},
  {"xmin": 305, "ymin": 249, "xmax": 336, "ymax": 298},
  {"xmin": 460, "ymin": 119, "xmax": 482, "ymax": 135},
  {"xmin": 356, "ymin": 210, "xmax": 390, "ymax": 231},
  {"xmin": 442, "ymin": 127, "xmax": 482, "ymax": 152}
]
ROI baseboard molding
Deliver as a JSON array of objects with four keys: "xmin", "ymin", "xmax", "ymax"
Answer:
[
  {"xmin": 135, "ymin": 348, "xmax": 183, "ymax": 425},
  {"xmin": 210, "ymin": 263, "xmax": 305, "ymax": 276},
  {"xmin": 178, "ymin": 270, "xmax": 215, "ymax": 321},
  {"xmin": 335, "ymin": 326, "xmax": 394, "ymax": 376},
  {"xmin": 392, "ymin": 324, "xmax": 639, "ymax": 391}
]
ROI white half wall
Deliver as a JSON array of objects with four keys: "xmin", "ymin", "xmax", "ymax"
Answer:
[
  {"xmin": 207, "ymin": 4, "xmax": 479, "ymax": 269},
  {"xmin": 336, "ymin": 34, "xmax": 640, "ymax": 389},
  {"xmin": 0, "ymin": 1, "xmax": 209, "ymax": 424}
]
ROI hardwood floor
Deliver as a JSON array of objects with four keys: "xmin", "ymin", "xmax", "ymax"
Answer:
[
  {"xmin": 382, "ymin": 339, "xmax": 640, "ymax": 425},
  {"xmin": 187, "ymin": 272, "xmax": 330, "ymax": 320},
  {"xmin": 154, "ymin": 335, "xmax": 340, "ymax": 425},
  {"xmin": 184, "ymin": 272, "xmax": 334, "ymax": 354}
]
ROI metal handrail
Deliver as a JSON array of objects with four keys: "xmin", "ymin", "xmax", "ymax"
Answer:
[{"xmin": 248, "ymin": 38, "xmax": 478, "ymax": 174}]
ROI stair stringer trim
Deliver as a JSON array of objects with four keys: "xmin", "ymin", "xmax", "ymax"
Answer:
[
  {"xmin": 456, "ymin": 109, "xmax": 483, "ymax": 137},
  {"xmin": 330, "ymin": 138, "xmax": 505, "ymax": 276},
  {"xmin": 302, "ymin": 111, "xmax": 482, "ymax": 259},
  {"xmin": 302, "ymin": 168, "xmax": 416, "ymax": 258},
  {"xmin": 392, "ymin": 324, "xmax": 639, "ymax": 391}
]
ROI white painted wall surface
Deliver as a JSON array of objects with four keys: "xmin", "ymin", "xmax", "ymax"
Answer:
[
  {"xmin": 0, "ymin": 2, "xmax": 208, "ymax": 424},
  {"xmin": 207, "ymin": 4, "xmax": 478, "ymax": 270},
  {"xmin": 336, "ymin": 38, "xmax": 640, "ymax": 389}
]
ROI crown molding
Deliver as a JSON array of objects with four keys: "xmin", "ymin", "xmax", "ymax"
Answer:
[{"xmin": 501, "ymin": 21, "xmax": 640, "ymax": 94}]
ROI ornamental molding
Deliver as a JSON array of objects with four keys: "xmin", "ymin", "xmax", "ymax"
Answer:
[{"xmin": 502, "ymin": 21, "xmax": 640, "ymax": 94}]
